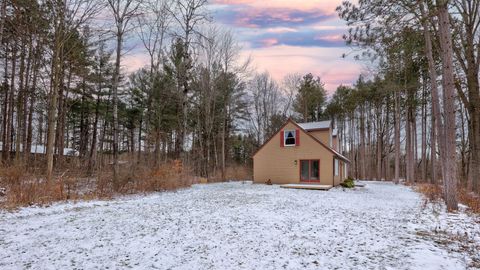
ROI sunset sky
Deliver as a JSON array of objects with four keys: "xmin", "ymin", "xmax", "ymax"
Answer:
[
  {"xmin": 210, "ymin": 0, "xmax": 363, "ymax": 93},
  {"xmin": 124, "ymin": 0, "xmax": 364, "ymax": 94}
]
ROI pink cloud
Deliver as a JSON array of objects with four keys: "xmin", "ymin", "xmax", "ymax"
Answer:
[
  {"xmin": 227, "ymin": 7, "xmax": 334, "ymax": 28},
  {"xmin": 314, "ymin": 34, "xmax": 343, "ymax": 42},
  {"xmin": 212, "ymin": 0, "xmax": 344, "ymax": 12},
  {"xmin": 211, "ymin": 0, "xmax": 256, "ymax": 4},
  {"xmin": 214, "ymin": 0, "xmax": 340, "ymax": 29},
  {"xmin": 122, "ymin": 53, "xmax": 149, "ymax": 73},
  {"xmin": 265, "ymin": 27, "xmax": 297, "ymax": 33},
  {"xmin": 241, "ymin": 45, "xmax": 363, "ymax": 94},
  {"xmin": 261, "ymin": 38, "xmax": 279, "ymax": 47}
]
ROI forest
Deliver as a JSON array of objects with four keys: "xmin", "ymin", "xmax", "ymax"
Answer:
[
  {"xmin": 0, "ymin": 0, "xmax": 479, "ymax": 212},
  {"xmin": 333, "ymin": 0, "xmax": 480, "ymax": 211}
]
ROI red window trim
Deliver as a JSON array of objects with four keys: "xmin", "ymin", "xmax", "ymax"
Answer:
[
  {"xmin": 280, "ymin": 130, "xmax": 285, "ymax": 147},
  {"xmin": 295, "ymin": 129, "xmax": 300, "ymax": 146},
  {"xmin": 299, "ymin": 159, "xmax": 320, "ymax": 182}
]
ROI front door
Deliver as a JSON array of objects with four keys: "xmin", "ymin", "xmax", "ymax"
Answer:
[{"xmin": 300, "ymin": 160, "xmax": 320, "ymax": 182}]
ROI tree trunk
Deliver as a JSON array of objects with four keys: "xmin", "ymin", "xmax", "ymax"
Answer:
[
  {"xmin": 359, "ymin": 106, "xmax": 366, "ymax": 179},
  {"xmin": 1, "ymin": 43, "xmax": 10, "ymax": 161},
  {"xmin": 221, "ymin": 113, "xmax": 226, "ymax": 181},
  {"xmin": 406, "ymin": 104, "xmax": 412, "ymax": 182},
  {"xmin": 112, "ymin": 29, "xmax": 123, "ymax": 189},
  {"xmin": 88, "ymin": 96, "xmax": 100, "ymax": 174},
  {"xmin": 437, "ymin": 0, "xmax": 458, "ymax": 211},
  {"xmin": 394, "ymin": 88, "xmax": 400, "ymax": 184},
  {"xmin": 431, "ymin": 102, "xmax": 437, "ymax": 184},
  {"xmin": 421, "ymin": 81, "xmax": 427, "ymax": 182},
  {"xmin": 15, "ymin": 43, "xmax": 26, "ymax": 163},
  {"xmin": 9, "ymin": 43, "xmax": 17, "ymax": 161},
  {"xmin": 46, "ymin": 51, "xmax": 61, "ymax": 182},
  {"xmin": 420, "ymin": 0, "xmax": 444, "ymax": 185}
]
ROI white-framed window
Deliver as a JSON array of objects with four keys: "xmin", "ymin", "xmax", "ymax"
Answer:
[
  {"xmin": 284, "ymin": 130, "xmax": 296, "ymax": 146},
  {"xmin": 334, "ymin": 159, "xmax": 339, "ymax": 176}
]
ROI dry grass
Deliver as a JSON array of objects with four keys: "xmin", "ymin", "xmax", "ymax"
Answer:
[
  {"xmin": 415, "ymin": 183, "xmax": 480, "ymax": 213},
  {"xmin": 0, "ymin": 165, "xmax": 73, "ymax": 208},
  {"xmin": 0, "ymin": 160, "xmax": 193, "ymax": 209},
  {"xmin": 224, "ymin": 165, "xmax": 252, "ymax": 181},
  {"xmin": 115, "ymin": 160, "xmax": 192, "ymax": 193},
  {"xmin": 0, "ymin": 160, "xmax": 251, "ymax": 209},
  {"xmin": 457, "ymin": 189, "xmax": 480, "ymax": 213},
  {"xmin": 415, "ymin": 183, "xmax": 443, "ymax": 203},
  {"xmin": 208, "ymin": 164, "xmax": 252, "ymax": 182}
]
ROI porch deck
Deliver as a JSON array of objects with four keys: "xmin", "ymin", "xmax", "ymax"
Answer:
[{"xmin": 280, "ymin": 184, "xmax": 333, "ymax": 190}]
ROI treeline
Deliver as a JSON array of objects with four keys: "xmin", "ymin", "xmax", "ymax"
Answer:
[
  {"xmin": 0, "ymin": 0, "xmax": 250, "ymax": 183},
  {"xmin": 329, "ymin": 0, "xmax": 480, "ymax": 210},
  {"xmin": 0, "ymin": 0, "xmax": 333, "ymax": 186}
]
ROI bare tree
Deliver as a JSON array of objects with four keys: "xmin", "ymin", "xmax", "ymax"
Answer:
[
  {"xmin": 107, "ymin": 0, "xmax": 141, "ymax": 188},
  {"xmin": 137, "ymin": 0, "xmax": 172, "ymax": 73},
  {"xmin": 45, "ymin": 0, "xmax": 102, "ymax": 182},
  {"xmin": 248, "ymin": 73, "xmax": 281, "ymax": 144},
  {"xmin": 0, "ymin": 0, "xmax": 6, "ymax": 47},
  {"xmin": 281, "ymin": 73, "xmax": 301, "ymax": 117},
  {"xmin": 451, "ymin": 0, "xmax": 480, "ymax": 193},
  {"xmin": 136, "ymin": 0, "xmax": 172, "ymax": 165},
  {"xmin": 169, "ymin": 0, "xmax": 209, "ymax": 156},
  {"xmin": 437, "ymin": 0, "xmax": 458, "ymax": 210}
]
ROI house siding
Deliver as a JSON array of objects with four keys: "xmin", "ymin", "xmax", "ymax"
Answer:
[
  {"xmin": 253, "ymin": 122, "xmax": 334, "ymax": 185},
  {"xmin": 308, "ymin": 130, "xmax": 331, "ymax": 147},
  {"xmin": 333, "ymin": 159, "xmax": 346, "ymax": 186},
  {"xmin": 332, "ymin": 136, "xmax": 338, "ymax": 151}
]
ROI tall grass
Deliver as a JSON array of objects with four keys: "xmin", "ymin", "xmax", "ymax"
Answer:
[
  {"xmin": 416, "ymin": 183, "xmax": 480, "ymax": 213},
  {"xmin": 0, "ymin": 159, "xmax": 194, "ymax": 209}
]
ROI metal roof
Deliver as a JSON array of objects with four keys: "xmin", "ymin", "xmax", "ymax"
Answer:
[{"xmin": 297, "ymin": 120, "xmax": 331, "ymax": 131}]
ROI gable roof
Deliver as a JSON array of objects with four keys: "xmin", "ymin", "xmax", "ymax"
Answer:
[
  {"xmin": 297, "ymin": 120, "xmax": 331, "ymax": 131},
  {"xmin": 252, "ymin": 118, "xmax": 350, "ymax": 163}
]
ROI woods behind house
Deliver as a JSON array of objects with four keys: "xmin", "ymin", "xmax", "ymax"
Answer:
[{"xmin": 0, "ymin": 0, "xmax": 479, "ymax": 211}]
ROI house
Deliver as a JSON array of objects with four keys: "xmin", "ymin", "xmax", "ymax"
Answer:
[{"xmin": 253, "ymin": 118, "xmax": 350, "ymax": 186}]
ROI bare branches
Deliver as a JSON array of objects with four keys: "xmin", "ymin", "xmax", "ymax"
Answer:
[
  {"xmin": 168, "ymin": 0, "xmax": 210, "ymax": 46},
  {"xmin": 136, "ymin": 0, "xmax": 173, "ymax": 71}
]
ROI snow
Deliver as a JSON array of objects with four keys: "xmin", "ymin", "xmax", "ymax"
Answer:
[
  {"xmin": 0, "ymin": 181, "xmax": 479, "ymax": 269},
  {"xmin": 0, "ymin": 143, "xmax": 78, "ymax": 156}
]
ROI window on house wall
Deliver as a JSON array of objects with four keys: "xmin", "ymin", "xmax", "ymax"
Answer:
[
  {"xmin": 300, "ymin": 160, "xmax": 320, "ymax": 181},
  {"xmin": 284, "ymin": 130, "xmax": 296, "ymax": 146},
  {"xmin": 334, "ymin": 159, "xmax": 339, "ymax": 176}
]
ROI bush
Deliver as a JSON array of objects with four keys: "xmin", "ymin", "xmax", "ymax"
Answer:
[
  {"xmin": 0, "ymin": 165, "xmax": 73, "ymax": 208},
  {"xmin": 340, "ymin": 177, "xmax": 355, "ymax": 188},
  {"xmin": 416, "ymin": 184, "xmax": 443, "ymax": 203},
  {"xmin": 0, "ymin": 159, "xmax": 193, "ymax": 209},
  {"xmin": 415, "ymin": 183, "xmax": 480, "ymax": 214}
]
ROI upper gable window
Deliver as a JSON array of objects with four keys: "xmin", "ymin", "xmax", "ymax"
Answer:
[{"xmin": 284, "ymin": 130, "xmax": 296, "ymax": 146}]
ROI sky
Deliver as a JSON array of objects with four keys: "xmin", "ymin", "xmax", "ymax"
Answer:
[
  {"xmin": 209, "ymin": 0, "xmax": 363, "ymax": 93},
  {"xmin": 123, "ymin": 0, "xmax": 364, "ymax": 95}
]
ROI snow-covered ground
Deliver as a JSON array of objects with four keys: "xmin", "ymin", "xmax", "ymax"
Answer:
[{"xmin": 0, "ymin": 181, "xmax": 479, "ymax": 269}]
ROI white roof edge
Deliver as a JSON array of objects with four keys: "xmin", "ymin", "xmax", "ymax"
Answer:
[
  {"xmin": 297, "ymin": 120, "xmax": 331, "ymax": 131},
  {"xmin": 332, "ymin": 148, "xmax": 350, "ymax": 163}
]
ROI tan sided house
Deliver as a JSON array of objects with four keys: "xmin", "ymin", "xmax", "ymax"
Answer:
[{"xmin": 253, "ymin": 119, "xmax": 350, "ymax": 187}]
